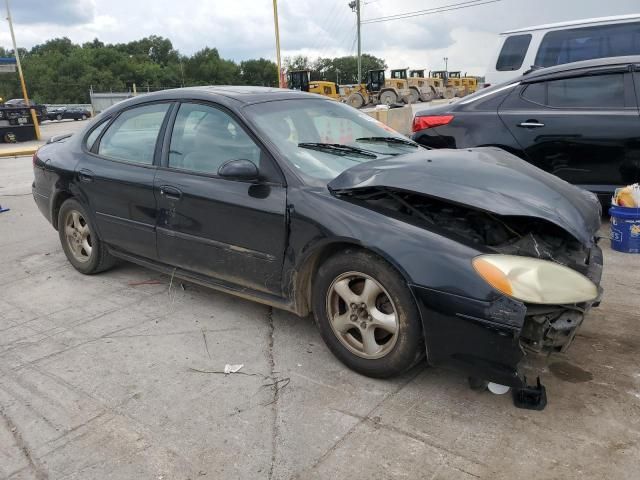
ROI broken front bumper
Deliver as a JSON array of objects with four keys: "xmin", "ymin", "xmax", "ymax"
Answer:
[{"xmin": 410, "ymin": 244, "xmax": 604, "ymax": 389}]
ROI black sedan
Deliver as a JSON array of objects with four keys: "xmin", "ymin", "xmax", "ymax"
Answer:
[
  {"xmin": 412, "ymin": 56, "xmax": 640, "ymax": 206},
  {"xmin": 32, "ymin": 87, "xmax": 604, "ymax": 409},
  {"xmin": 47, "ymin": 107, "xmax": 91, "ymax": 121}
]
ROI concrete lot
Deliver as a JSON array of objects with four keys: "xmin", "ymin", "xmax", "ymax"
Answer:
[{"xmin": 1, "ymin": 131, "xmax": 640, "ymax": 479}]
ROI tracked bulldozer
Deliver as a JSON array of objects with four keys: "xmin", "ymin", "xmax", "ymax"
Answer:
[{"xmin": 287, "ymin": 70, "xmax": 341, "ymax": 100}]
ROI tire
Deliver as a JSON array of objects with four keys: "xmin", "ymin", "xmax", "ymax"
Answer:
[
  {"xmin": 379, "ymin": 90, "xmax": 397, "ymax": 106},
  {"xmin": 444, "ymin": 88, "xmax": 455, "ymax": 99},
  {"xmin": 81, "ymin": 114, "xmax": 87, "ymax": 120},
  {"xmin": 420, "ymin": 90, "xmax": 434, "ymax": 102},
  {"xmin": 56, "ymin": 114, "xmax": 62, "ymax": 121},
  {"xmin": 408, "ymin": 89, "xmax": 420, "ymax": 104},
  {"xmin": 58, "ymin": 198, "xmax": 116, "ymax": 274},
  {"xmin": 312, "ymin": 249, "xmax": 424, "ymax": 378},
  {"xmin": 347, "ymin": 93, "xmax": 364, "ymax": 109}
]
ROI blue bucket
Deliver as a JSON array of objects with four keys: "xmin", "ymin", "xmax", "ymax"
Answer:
[{"xmin": 609, "ymin": 205, "xmax": 640, "ymax": 253}]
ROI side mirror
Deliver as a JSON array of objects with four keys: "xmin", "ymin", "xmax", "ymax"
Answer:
[{"xmin": 217, "ymin": 159, "xmax": 259, "ymax": 181}]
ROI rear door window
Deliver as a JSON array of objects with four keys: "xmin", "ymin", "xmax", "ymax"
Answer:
[
  {"xmin": 97, "ymin": 103, "xmax": 170, "ymax": 164},
  {"xmin": 496, "ymin": 34, "xmax": 532, "ymax": 71},
  {"xmin": 535, "ymin": 22, "xmax": 640, "ymax": 68},
  {"xmin": 546, "ymin": 73, "xmax": 625, "ymax": 108}
]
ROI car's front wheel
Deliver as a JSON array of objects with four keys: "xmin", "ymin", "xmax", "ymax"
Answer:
[
  {"xmin": 58, "ymin": 198, "xmax": 115, "ymax": 274},
  {"xmin": 313, "ymin": 249, "xmax": 424, "ymax": 378}
]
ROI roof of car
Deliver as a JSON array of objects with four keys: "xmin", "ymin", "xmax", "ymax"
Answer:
[
  {"xmin": 522, "ymin": 55, "xmax": 640, "ymax": 81},
  {"xmin": 135, "ymin": 85, "xmax": 320, "ymax": 104},
  {"xmin": 501, "ymin": 13, "xmax": 640, "ymax": 35}
]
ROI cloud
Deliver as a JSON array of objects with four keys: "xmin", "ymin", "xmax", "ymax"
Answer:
[
  {"xmin": 8, "ymin": 0, "xmax": 95, "ymax": 26},
  {"xmin": 0, "ymin": 0, "xmax": 639, "ymax": 77}
]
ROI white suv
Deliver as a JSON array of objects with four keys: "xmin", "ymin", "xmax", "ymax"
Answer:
[{"xmin": 485, "ymin": 13, "xmax": 640, "ymax": 86}]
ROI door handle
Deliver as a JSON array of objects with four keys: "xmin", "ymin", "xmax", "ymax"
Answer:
[
  {"xmin": 78, "ymin": 169, "xmax": 94, "ymax": 182},
  {"xmin": 517, "ymin": 120, "xmax": 545, "ymax": 128},
  {"xmin": 159, "ymin": 185, "xmax": 182, "ymax": 200}
]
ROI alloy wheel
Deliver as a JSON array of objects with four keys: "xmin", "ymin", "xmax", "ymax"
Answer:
[
  {"xmin": 64, "ymin": 210, "xmax": 92, "ymax": 263},
  {"xmin": 326, "ymin": 271, "xmax": 399, "ymax": 359}
]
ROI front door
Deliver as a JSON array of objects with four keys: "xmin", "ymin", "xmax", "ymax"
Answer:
[
  {"xmin": 154, "ymin": 102, "xmax": 287, "ymax": 295},
  {"xmin": 499, "ymin": 69, "xmax": 640, "ymax": 198},
  {"xmin": 79, "ymin": 102, "xmax": 173, "ymax": 259}
]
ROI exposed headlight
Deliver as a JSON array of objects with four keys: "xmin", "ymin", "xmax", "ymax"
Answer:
[{"xmin": 472, "ymin": 254, "xmax": 598, "ymax": 305}]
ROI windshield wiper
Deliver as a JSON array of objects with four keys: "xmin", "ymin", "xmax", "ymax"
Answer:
[
  {"xmin": 355, "ymin": 136, "xmax": 419, "ymax": 147},
  {"xmin": 298, "ymin": 142, "xmax": 378, "ymax": 159}
]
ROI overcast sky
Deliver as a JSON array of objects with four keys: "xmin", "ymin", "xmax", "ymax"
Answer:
[{"xmin": 1, "ymin": 0, "xmax": 638, "ymax": 75}]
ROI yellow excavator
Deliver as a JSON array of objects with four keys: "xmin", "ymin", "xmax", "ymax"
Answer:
[{"xmin": 287, "ymin": 70, "xmax": 341, "ymax": 100}]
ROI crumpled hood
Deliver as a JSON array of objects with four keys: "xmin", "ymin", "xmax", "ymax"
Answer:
[{"xmin": 328, "ymin": 147, "xmax": 601, "ymax": 246}]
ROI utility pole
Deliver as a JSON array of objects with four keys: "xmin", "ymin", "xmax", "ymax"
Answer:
[
  {"xmin": 272, "ymin": 0, "xmax": 283, "ymax": 88},
  {"xmin": 349, "ymin": 1, "xmax": 362, "ymax": 83},
  {"xmin": 444, "ymin": 57, "xmax": 449, "ymax": 72},
  {"xmin": 5, "ymin": 0, "xmax": 40, "ymax": 140}
]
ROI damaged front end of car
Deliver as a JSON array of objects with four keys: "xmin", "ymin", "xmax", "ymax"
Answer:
[{"xmin": 327, "ymin": 148, "xmax": 604, "ymax": 409}]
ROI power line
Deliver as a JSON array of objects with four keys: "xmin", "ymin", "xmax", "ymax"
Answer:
[{"xmin": 362, "ymin": 0, "xmax": 501, "ymax": 24}]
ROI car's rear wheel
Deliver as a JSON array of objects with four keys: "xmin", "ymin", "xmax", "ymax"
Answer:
[
  {"xmin": 56, "ymin": 114, "xmax": 62, "ymax": 121},
  {"xmin": 312, "ymin": 249, "xmax": 424, "ymax": 378},
  {"xmin": 58, "ymin": 198, "xmax": 115, "ymax": 274},
  {"xmin": 81, "ymin": 114, "xmax": 87, "ymax": 120}
]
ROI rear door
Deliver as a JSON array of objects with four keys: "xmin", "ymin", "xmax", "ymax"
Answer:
[
  {"xmin": 154, "ymin": 101, "xmax": 287, "ymax": 295},
  {"xmin": 79, "ymin": 102, "xmax": 173, "ymax": 259},
  {"xmin": 498, "ymin": 67, "xmax": 640, "ymax": 197}
]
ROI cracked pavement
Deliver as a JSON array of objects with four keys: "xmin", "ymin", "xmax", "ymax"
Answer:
[{"xmin": 1, "ymin": 148, "xmax": 640, "ymax": 479}]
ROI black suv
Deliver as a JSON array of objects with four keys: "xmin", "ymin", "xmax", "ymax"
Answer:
[{"xmin": 412, "ymin": 56, "xmax": 640, "ymax": 205}]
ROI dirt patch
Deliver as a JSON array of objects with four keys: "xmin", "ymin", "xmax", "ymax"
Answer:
[{"xmin": 549, "ymin": 361, "xmax": 594, "ymax": 383}]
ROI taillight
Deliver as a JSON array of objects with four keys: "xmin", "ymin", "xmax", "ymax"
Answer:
[{"xmin": 412, "ymin": 115, "xmax": 454, "ymax": 132}]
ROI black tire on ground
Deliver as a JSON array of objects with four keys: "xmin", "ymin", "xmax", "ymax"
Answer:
[
  {"xmin": 379, "ymin": 90, "xmax": 397, "ymax": 106},
  {"xmin": 57, "ymin": 198, "xmax": 116, "ymax": 275},
  {"xmin": 81, "ymin": 114, "xmax": 87, "ymax": 120},
  {"xmin": 312, "ymin": 248, "xmax": 424, "ymax": 378},
  {"xmin": 56, "ymin": 114, "xmax": 62, "ymax": 121},
  {"xmin": 347, "ymin": 93, "xmax": 365, "ymax": 109}
]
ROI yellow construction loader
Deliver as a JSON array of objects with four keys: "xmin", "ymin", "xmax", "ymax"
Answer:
[
  {"xmin": 460, "ymin": 73, "xmax": 478, "ymax": 95},
  {"xmin": 408, "ymin": 69, "xmax": 451, "ymax": 102},
  {"xmin": 287, "ymin": 70, "xmax": 341, "ymax": 100},
  {"xmin": 343, "ymin": 69, "xmax": 412, "ymax": 108},
  {"xmin": 429, "ymin": 71, "xmax": 458, "ymax": 99}
]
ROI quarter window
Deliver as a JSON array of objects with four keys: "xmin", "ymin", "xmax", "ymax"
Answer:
[
  {"xmin": 546, "ymin": 74, "xmax": 624, "ymax": 108},
  {"xmin": 496, "ymin": 34, "xmax": 532, "ymax": 71},
  {"xmin": 168, "ymin": 103, "xmax": 261, "ymax": 175},
  {"xmin": 97, "ymin": 103, "xmax": 170, "ymax": 164},
  {"xmin": 85, "ymin": 119, "xmax": 109, "ymax": 151},
  {"xmin": 521, "ymin": 82, "xmax": 546, "ymax": 104}
]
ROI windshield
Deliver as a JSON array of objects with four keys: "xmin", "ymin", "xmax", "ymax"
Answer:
[{"xmin": 244, "ymin": 99, "xmax": 420, "ymax": 185}]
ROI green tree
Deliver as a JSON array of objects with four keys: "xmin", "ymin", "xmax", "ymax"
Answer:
[{"xmin": 240, "ymin": 58, "xmax": 277, "ymax": 86}]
